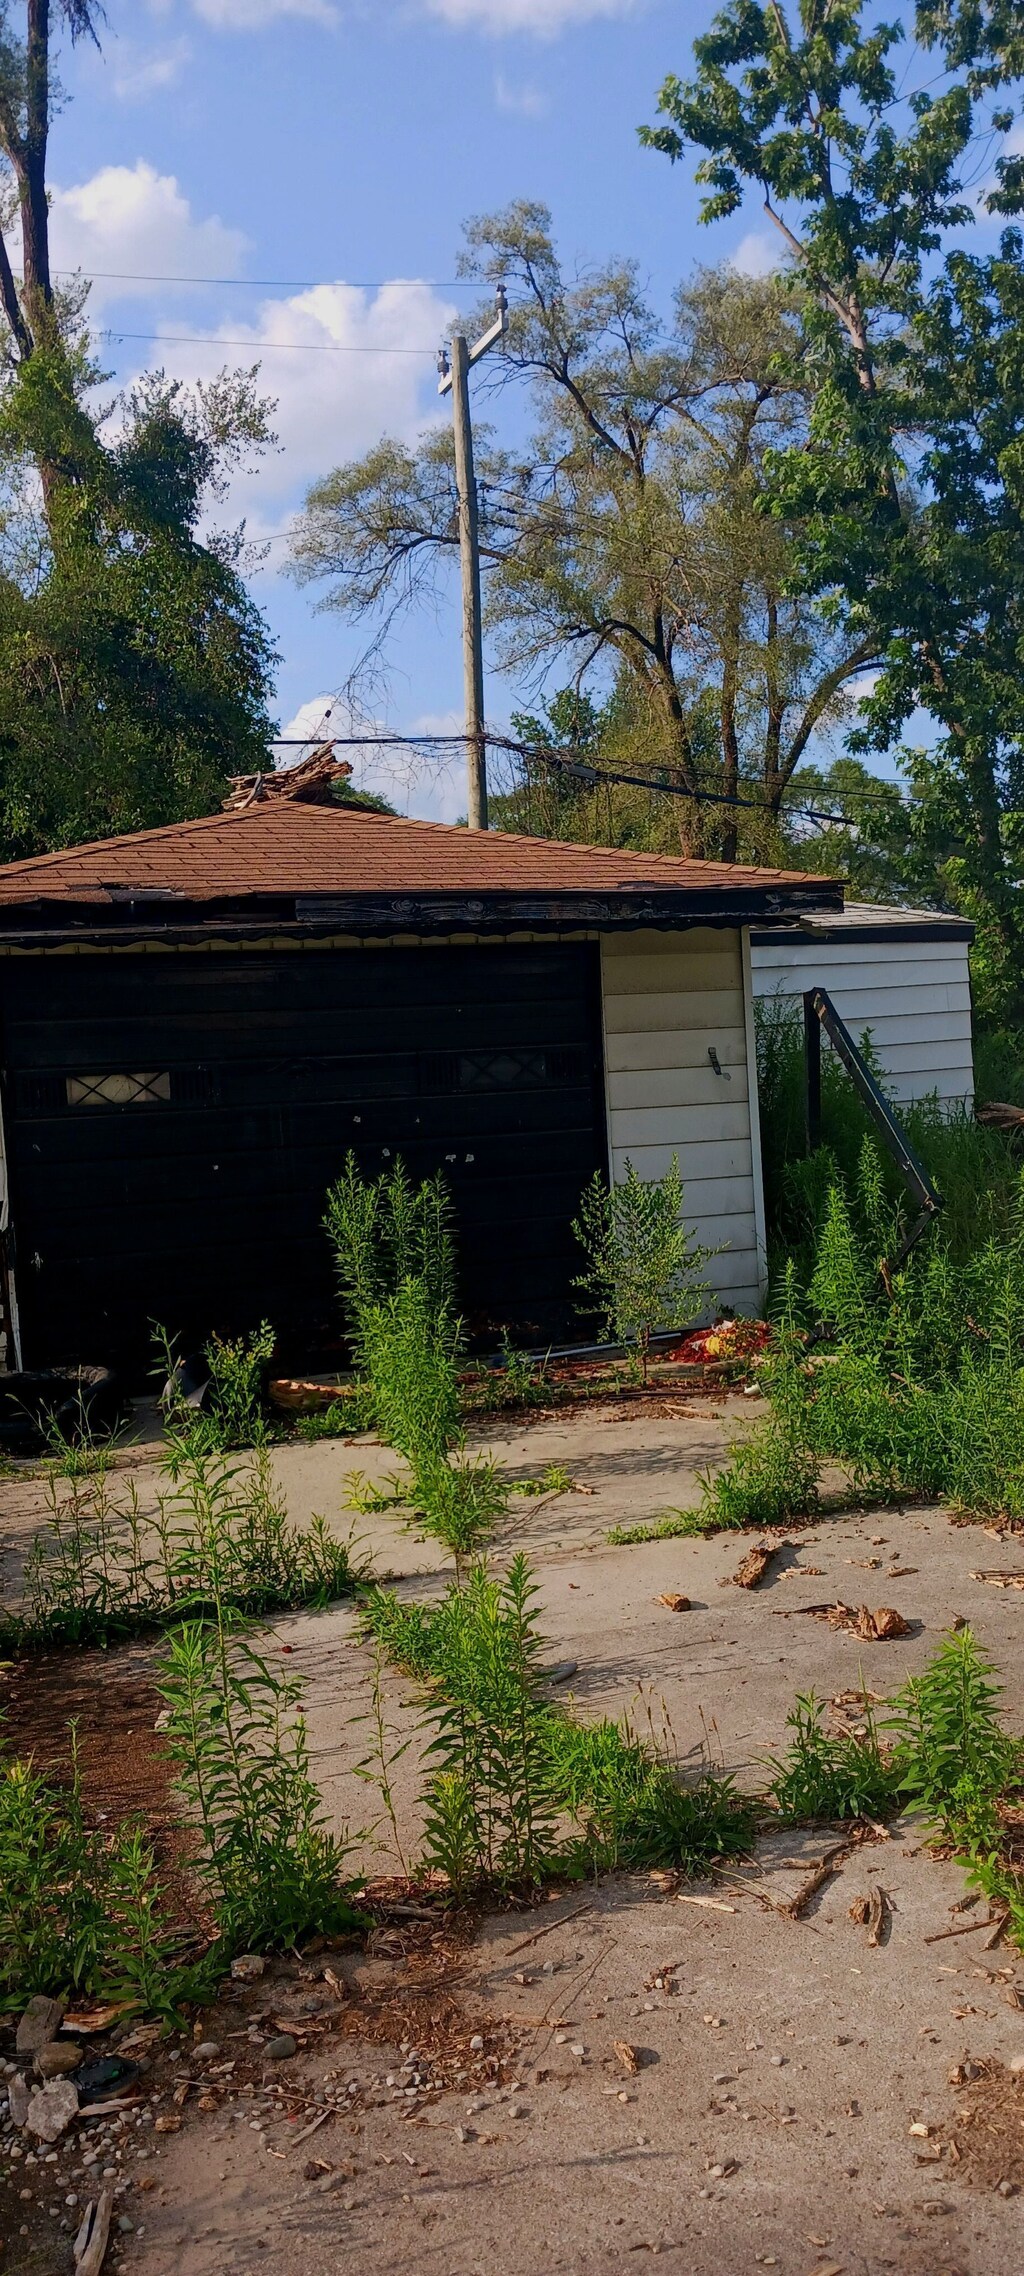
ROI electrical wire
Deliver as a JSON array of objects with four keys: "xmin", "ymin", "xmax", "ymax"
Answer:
[
  {"xmin": 488, "ymin": 734, "xmax": 908, "ymax": 830},
  {"xmin": 55, "ymin": 271, "xmax": 478, "ymax": 290},
  {"xmin": 98, "ymin": 329, "xmax": 439, "ymax": 353},
  {"xmin": 269, "ymin": 723, "xmax": 911, "ymax": 830}
]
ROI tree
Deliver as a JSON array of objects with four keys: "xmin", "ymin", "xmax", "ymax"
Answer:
[
  {"xmin": 290, "ymin": 207, "xmax": 879, "ymax": 861},
  {"xmin": 641, "ymin": 0, "xmax": 1024, "ymax": 1004},
  {"xmin": 0, "ymin": 0, "xmax": 101, "ymax": 364},
  {"xmin": 0, "ymin": 363, "xmax": 279, "ymax": 859},
  {"xmin": 778, "ymin": 754, "xmax": 928, "ymax": 902},
  {"xmin": 0, "ymin": 2, "xmax": 279, "ymax": 858}
]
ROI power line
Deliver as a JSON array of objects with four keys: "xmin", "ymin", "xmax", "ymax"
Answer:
[
  {"xmin": 489, "ymin": 734, "xmax": 909, "ymax": 830},
  {"xmin": 56, "ymin": 270, "xmax": 479, "ymax": 290},
  {"xmin": 99, "ymin": 329, "xmax": 439, "ymax": 354},
  {"xmin": 268, "ymin": 724, "xmax": 911, "ymax": 830},
  {"xmin": 269, "ymin": 731, "xmax": 467, "ymax": 746}
]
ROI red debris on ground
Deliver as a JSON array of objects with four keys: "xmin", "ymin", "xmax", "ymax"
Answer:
[{"xmin": 665, "ymin": 1318, "xmax": 775, "ymax": 1365}]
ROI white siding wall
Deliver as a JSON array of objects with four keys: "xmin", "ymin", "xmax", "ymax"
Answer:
[
  {"xmin": 750, "ymin": 932, "xmax": 975, "ymax": 1108},
  {"xmin": 600, "ymin": 928, "xmax": 765, "ymax": 1317}
]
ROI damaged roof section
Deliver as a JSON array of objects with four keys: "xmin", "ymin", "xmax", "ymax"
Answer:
[{"xmin": 0, "ymin": 800, "xmax": 843, "ymax": 941}]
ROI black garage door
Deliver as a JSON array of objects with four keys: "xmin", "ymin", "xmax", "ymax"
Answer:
[{"xmin": 1, "ymin": 941, "xmax": 607, "ymax": 1377}]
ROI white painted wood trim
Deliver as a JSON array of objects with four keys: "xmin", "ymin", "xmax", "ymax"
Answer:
[{"xmin": 741, "ymin": 927, "xmax": 768, "ymax": 1305}]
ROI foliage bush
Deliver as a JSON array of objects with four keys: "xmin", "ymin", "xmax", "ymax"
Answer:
[
  {"xmin": 706, "ymin": 1134, "xmax": 1024, "ymax": 1523},
  {"xmin": 573, "ymin": 1154, "xmax": 720, "ymax": 1381},
  {"xmin": 160, "ymin": 1611, "xmax": 363, "ymax": 1954},
  {"xmin": 364, "ymin": 1555, "xmax": 751, "ymax": 1888},
  {"xmin": 325, "ymin": 1153, "xmax": 456, "ymax": 1334},
  {"xmin": 327, "ymin": 1156, "xmax": 506, "ymax": 1560},
  {"xmin": 1, "ymin": 1444, "xmax": 358, "ymax": 1652},
  {"xmin": 543, "ymin": 1709, "xmax": 752, "ymax": 1874},
  {"xmin": 295, "ymin": 1388, "xmax": 377, "ymax": 1441},
  {"xmin": 157, "ymin": 1321, "xmax": 276, "ymax": 1456},
  {"xmin": 754, "ymin": 993, "xmax": 1023, "ymax": 1276},
  {"xmin": 0, "ymin": 1728, "xmax": 180, "ymax": 2012},
  {"xmin": 767, "ymin": 1693, "xmax": 901, "ymax": 1825}
]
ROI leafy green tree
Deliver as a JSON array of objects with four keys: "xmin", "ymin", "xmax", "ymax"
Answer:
[
  {"xmin": 291, "ymin": 209, "xmax": 878, "ymax": 861},
  {"xmin": 641, "ymin": 0, "xmax": 1024, "ymax": 1005},
  {"xmin": 0, "ymin": 2, "xmax": 278, "ymax": 859},
  {"xmin": 779, "ymin": 754, "xmax": 926, "ymax": 901},
  {"xmin": 0, "ymin": 362, "xmax": 278, "ymax": 859}
]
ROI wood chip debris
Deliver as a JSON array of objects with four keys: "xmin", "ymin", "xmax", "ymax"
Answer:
[
  {"xmin": 728, "ymin": 1542, "xmax": 779, "ymax": 1589},
  {"xmin": 773, "ymin": 1601, "xmax": 910, "ymax": 1639},
  {"xmin": 923, "ymin": 1917, "xmax": 997, "ymax": 1945},
  {"xmin": 783, "ymin": 1845, "xmax": 850, "ymax": 1918},
  {"xmin": 73, "ymin": 2187, "xmax": 114, "ymax": 2276},
  {"xmin": 504, "ymin": 1903, "xmax": 592, "ymax": 1957},
  {"xmin": 657, "ymin": 1593, "xmax": 691, "ymax": 1612},
  {"xmin": 848, "ymin": 1886, "xmax": 887, "ymax": 1946},
  {"xmin": 63, "ymin": 2005, "xmax": 134, "ymax": 2036},
  {"xmin": 970, "ymin": 1569, "xmax": 1024, "ymax": 1589},
  {"xmin": 613, "ymin": 2041, "xmax": 642, "ymax": 2074}
]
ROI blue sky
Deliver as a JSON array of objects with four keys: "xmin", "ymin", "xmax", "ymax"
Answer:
[{"xmin": 42, "ymin": 0, "xmax": 998, "ymax": 815}]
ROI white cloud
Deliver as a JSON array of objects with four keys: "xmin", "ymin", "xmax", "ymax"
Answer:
[
  {"xmin": 190, "ymin": 0, "xmax": 337, "ymax": 24},
  {"xmin": 133, "ymin": 278, "xmax": 455, "ymax": 537},
  {"xmin": 730, "ymin": 230, "xmax": 782, "ymax": 279},
  {"xmin": 108, "ymin": 38, "xmax": 191, "ymax": 99},
  {"xmin": 494, "ymin": 72, "xmax": 548, "ymax": 116},
  {"xmin": 426, "ymin": 0, "xmax": 637, "ymax": 32},
  {"xmin": 276, "ymin": 697, "xmax": 467, "ymax": 822},
  {"xmin": 48, "ymin": 162, "xmax": 247, "ymax": 306}
]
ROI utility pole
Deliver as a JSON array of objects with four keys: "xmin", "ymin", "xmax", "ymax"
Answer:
[{"xmin": 438, "ymin": 286, "xmax": 507, "ymax": 830}]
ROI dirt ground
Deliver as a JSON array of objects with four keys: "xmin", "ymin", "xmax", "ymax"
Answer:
[{"xmin": 4, "ymin": 1393, "xmax": 1024, "ymax": 2276}]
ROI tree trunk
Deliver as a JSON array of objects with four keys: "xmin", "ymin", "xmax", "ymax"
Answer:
[
  {"xmin": 719, "ymin": 584, "xmax": 741, "ymax": 861},
  {"xmin": 21, "ymin": 0, "xmax": 52, "ymax": 338}
]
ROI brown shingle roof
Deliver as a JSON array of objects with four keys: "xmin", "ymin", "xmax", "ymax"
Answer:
[{"xmin": 0, "ymin": 801, "xmax": 838, "ymax": 908}]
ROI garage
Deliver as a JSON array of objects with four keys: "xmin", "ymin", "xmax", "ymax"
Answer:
[
  {"xmin": 0, "ymin": 787, "xmax": 839, "ymax": 1378},
  {"xmin": 1, "ymin": 941, "xmax": 607, "ymax": 1373}
]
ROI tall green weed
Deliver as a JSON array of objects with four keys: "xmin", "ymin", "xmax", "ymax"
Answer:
[
  {"xmin": 0, "ymin": 1727, "xmax": 180, "ymax": 2012},
  {"xmin": 364, "ymin": 1558, "xmax": 750, "ymax": 1888},
  {"xmin": 325, "ymin": 1153, "xmax": 456, "ymax": 1330},
  {"xmin": 160, "ymin": 1612, "xmax": 362, "ymax": 1953},
  {"xmin": 713, "ymin": 1138, "xmax": 1024, "ymax": 1523},
  {"xmin": 2, "ymin": 1445, "xmax": 358, "ymax": 1652}
]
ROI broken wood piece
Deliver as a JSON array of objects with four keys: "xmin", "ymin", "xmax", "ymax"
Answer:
[
  {"xmin": 855, "ymin": 1605, "xmax": 910, "ymax": 1639},
  {"xmin": 865, "ymin": 1885, "xmax": 887, "ymax": 1946},
  {"xmin": 982, "ymin": 1911, "xmax": 1009, "ymax": 1952},
  {"xmin": 657, "ymin": 1592, "xmax": 691, "ymax": 1613},
  {"xmin": 62, "ymin": 2005, "xmax": 134, "ymax": 2036},
  {"xmin": 923, "ymin": 1918, "xmax": 993, "ymax": 1944},
  {"xmin": 786, "ymin": 1851, "xmax": 848, "ymax": 1918},
  {"xmin": 976, "ymin": 1100, "xmax": 1024, "ymax": 1130},
  {"xmin": 292, "ymin": 2107, "xmax": 334, "ymax": 2146},
  {"xmin": 613, "ymin": 2041, "xmax": 642, "ymax": 2075},
  {"xmin": 730, "ymin": 1542, "xmax": 778, "ymax": 1589},
  {"xmin": 503, "ymin": 1902, "xmax": 593, "ymax": 1958},
  {"xmin": 73, "ymin": 2186, "xmax": 114, "ymax": 2276},
  {"xmin": 674, "ymin": 1894, "xmax": 738, "ymax": 1913},
  {"xmin": 970, "ymin": 1569, "xmax": 1024, "ymax": 1590},
  {"xmin": 73, "ymin": 2098, "xmax": 142, "ymax": 2122},
  {"xmin": 848, "ymin": 1886, "xmax": 887, "ymax": 1942},
  {"xmin": 773, "ymin": 1601, "xmax": 910, "ymax": 1639}
]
